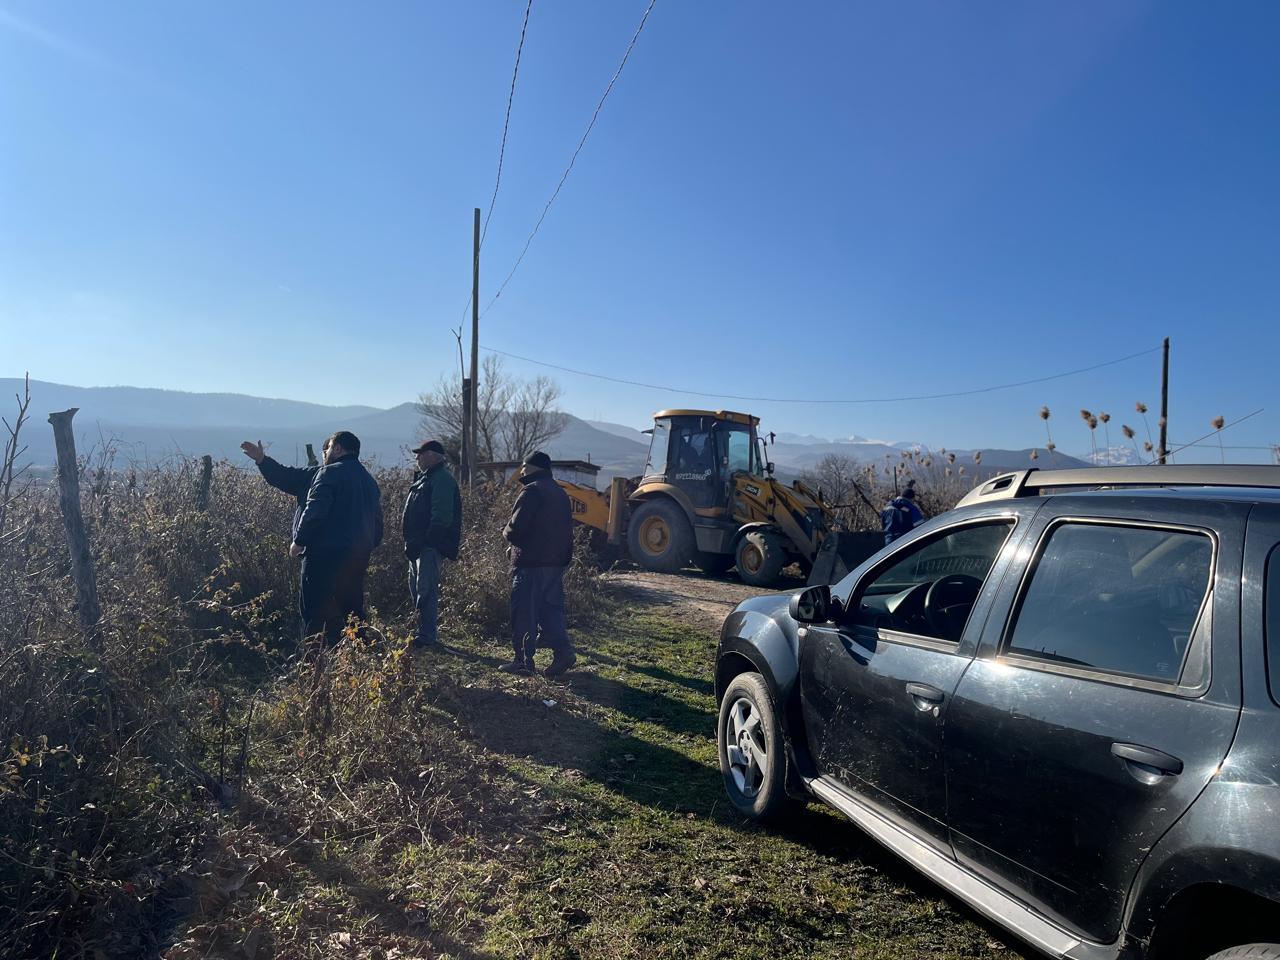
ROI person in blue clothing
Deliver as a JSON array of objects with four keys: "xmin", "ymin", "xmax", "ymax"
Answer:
[
  {"xmin": 242, "ymin": 432, "xmax": 383, "ymax": 644},
  {"xmin": 241, "ymin": 438, "xmax": 319, "ymax": 540},
  {"xmin": 882, "ymin": 484, "xmax": 925, "ymax": 545}
]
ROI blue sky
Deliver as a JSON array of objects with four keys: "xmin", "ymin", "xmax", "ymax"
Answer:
[{"xmin": 2, "ymin": 1, "xmax": 1277, "ymax": 460}]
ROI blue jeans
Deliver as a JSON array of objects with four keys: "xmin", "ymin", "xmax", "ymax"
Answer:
[
  {"xmin": 408, "ymin": 548, "xmax": 440, "ymax": 645},
  {"xmin": 510, "ymin": 566, "xmax": 571, "ymax": 663}
]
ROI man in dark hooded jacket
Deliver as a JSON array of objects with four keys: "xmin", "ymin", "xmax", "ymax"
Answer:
[
  {"xmin": 501, "ymin": 450, "xmax": 576, "ymax": 676},
  {"xmin": 881, "ymin": 484, "xmax": 925, "ymax": 545},
  {"xmin": 401, "ymin": 439, "xmax": 462, "ymax": 649},
  {"xmin": 288, "ymin": 431, "xmax": 383, "ymax": 643}
]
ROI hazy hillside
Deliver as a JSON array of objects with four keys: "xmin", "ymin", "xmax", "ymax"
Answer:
[
  {"xmin": 3, "ymin": 380, "xmax": 650, "ymax": 477},
  {"xmin": 5, "ymin": 379, "xmax": 1093, "ymax": 481}
]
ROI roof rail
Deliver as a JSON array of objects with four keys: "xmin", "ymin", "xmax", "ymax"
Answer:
[{"xmin": 955, "ymin": 464, "xmax": 1280, "ymax": 508}]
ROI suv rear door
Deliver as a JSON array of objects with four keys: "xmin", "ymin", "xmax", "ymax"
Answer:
[{"xmin": 944, "ymin": 495, "xmax": 1246, "ymax": 943}]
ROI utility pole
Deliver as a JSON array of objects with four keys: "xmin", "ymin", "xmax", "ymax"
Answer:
[
  {"xmin": 1158, "ymin": 337, "xmax": 1170, "ymax": 465},
  {"xmin": 469, "ymin": 207, "xmax": 480, "ymax": 489}
]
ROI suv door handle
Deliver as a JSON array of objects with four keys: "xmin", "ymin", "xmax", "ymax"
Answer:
[
  {"xmin": 905, "ymin": 682, "xmax": 944, "ymax": 712},
  {"xmin": 1111, "ymin": 742, "xmax": 1183, "ymax": 777}
]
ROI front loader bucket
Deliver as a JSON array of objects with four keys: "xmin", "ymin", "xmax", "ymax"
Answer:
[{"xmin": 807, "ymin": 532, "xmax": 883, "ymax": 586}]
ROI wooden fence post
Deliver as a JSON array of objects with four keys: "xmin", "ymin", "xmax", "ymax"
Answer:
[
  {"xmin": 48, "ymin": 408, "xmax": 103, "ymax": 648},
  {"xmin": 196, "ymin": 454, "xmax": 213, "ymax": 510}
]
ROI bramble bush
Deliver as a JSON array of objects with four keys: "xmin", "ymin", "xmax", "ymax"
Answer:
[{"xmin": 0, "ymin": 453, "xmax": 603, "ymax": 958}]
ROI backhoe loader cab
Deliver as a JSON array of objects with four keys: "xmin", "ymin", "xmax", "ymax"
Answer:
[
  {"xmin": 563, "ymin": 409, "xmax": 878, "ymax": 586},
  {"xmin": 628, "ymin": 410, "xmax": 784, "ymax": 580}
]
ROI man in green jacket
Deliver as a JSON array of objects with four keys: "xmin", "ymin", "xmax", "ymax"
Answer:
[{"xmin": 402, "ymin": 439, "xmax": 462, "ymax": 648}]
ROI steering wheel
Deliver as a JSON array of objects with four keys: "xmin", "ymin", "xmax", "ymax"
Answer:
[{"xmin": 924, "ymin": 574, "xmax": 984, "ymax": 640}]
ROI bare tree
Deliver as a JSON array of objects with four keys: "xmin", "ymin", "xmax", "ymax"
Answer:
[
  {"xmin": 500, "ymin": 375, "xmax": 569, "ymax": 464},
  {"xmin": 0, "ymin": 373, "xmax": 32, "ymax": 544},
  {"xmin": 417, "ymin": 354, "xmax": 513, "ymax": 462},
  {"xmin": 416, "ymin": 355, "xmax": 567, "ymax": 463}
]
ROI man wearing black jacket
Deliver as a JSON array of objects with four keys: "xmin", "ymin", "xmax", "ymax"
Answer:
[
  {"xmin": 402, "ymin": 439, "xmax": 462, "ymax": 649},
  {"xmin": 292, "ymin": 431, "xmax": 383, "ymax": 643},
  {"xmin": 501, "ymin": 450, "xmax": 576, "ymax": 676},
  {"xmin": 241, "ymin": 438, "xmax": 318, "ymax": 543}
]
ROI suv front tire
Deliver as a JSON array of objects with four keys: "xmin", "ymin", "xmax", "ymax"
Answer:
[{"xmin": 717, "ymin": 672, "xmax": 791, "ymax": 822}]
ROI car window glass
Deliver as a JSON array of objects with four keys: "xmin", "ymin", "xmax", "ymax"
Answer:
[
  {"xmin": 849, "ymin": 521, "xmax": 1014, "ymax": 644},
  {"xmin": 1005, "ymin": 523, "xmax": 1212, "ymax": 683},
  {"xmin": 1266, "ymin": 545, "xmax": 1280, "ymax": 706}
]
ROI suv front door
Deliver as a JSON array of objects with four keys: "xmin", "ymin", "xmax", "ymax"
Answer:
[
  {"xmin": 798, "ymin": 513, "xmax": 1026, "ymax": 848},
  {"xmin": 944, "ymin": 496, "xmax": 1246, "ymax": 943}
]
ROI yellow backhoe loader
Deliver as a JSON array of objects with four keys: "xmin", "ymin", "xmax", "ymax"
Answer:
[{"xmin": 560, "ymin": 410, "xmax": 878, "ymax": 586}]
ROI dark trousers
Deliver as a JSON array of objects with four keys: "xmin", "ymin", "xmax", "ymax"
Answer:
[
  {"xmin": 510, "ymin": 565, "xmax": 571, "ymax": 664},
  {"xmin": 408, "ymin": 548, "xmax": 440, "ymax": 645},
  {"xmin": 300, "ymin": 550, "xmax": 370, "ymax": 644}
]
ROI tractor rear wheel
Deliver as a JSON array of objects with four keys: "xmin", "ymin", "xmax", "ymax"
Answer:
[
  {"xmin": 735, "ymin": 529, "xmax": 787, "ymax": 586},
  {"xmin": 627, "ymin": 499, "xmax": 695, "ymax": 573}
]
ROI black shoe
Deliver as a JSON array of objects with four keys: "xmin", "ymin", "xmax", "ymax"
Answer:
[
  {"xmin": 497, "ymin": 659, "xmax": 534, "ymax": 675},
  {"xmin": 544, "ymin": 651, "xmax": 577, "ymax": 678},
  {"xmin": 410, "ymin": 636, "xmax": 436, "ymax": 650}
]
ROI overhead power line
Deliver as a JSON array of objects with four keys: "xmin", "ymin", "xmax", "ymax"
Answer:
[
  {"xmin": 480, "ymin": 0, "xmax": 534, "ymax": 249},
  {"xmin": 483, "ymin": 343, "xmax": 1162, "ymax": 405},
  {"xmin": 482, "ymin": 0, "xmax": 658, "ymax": 317},
  {"xmin": 460, "ymin": 0, "xmax": 536, "ymax": 322}
]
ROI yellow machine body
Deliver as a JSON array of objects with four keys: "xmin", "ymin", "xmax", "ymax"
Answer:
[{"xmin": 559, "ymin": 409, "xmax": 871, "ymax": 585}]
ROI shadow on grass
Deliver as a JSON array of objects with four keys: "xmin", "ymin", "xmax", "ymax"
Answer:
[
  {"xmin": 583, "ymin": 649, "xmax": 715, "ymax": 698},
  {"xmin": 559, "ymin": 671, "xmax": 713, "ymax": 740},
  {"xmin": 729, "ymin": 802, "xmax": 1040, "ymax": 959},
  {"xmin": 445, "ymin": 686, "xmax": 721, "ymax": 815}
]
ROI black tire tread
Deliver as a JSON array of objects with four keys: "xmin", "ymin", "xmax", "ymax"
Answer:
[
  {"xmin": 1207, "ymin": 947, "xmax": 1280, "ymax": 960},
  {"xmin": 717, "ymin": 672, "xmax": 793, "ymax": 823},
  {"xmin": 736, "ymin": 529, "xmax": 788, "ymax": 587},
  {"xmin": 627, "ymin": 499, "xmax": 695, "ymax": 573}
]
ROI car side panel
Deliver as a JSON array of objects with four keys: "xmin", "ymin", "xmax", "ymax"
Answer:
[{"xmin": 945, "ymin": 495, "xmax": 1247, "ymax": 944}]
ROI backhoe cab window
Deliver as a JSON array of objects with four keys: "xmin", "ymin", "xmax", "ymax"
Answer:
[
  {"xmin": 722, "ymin": 426, "xmax": 753, "ymax": 475},
  {"xmin": 850, "ymin": 521, "xmax": 1014, "ymax": 644},
  {"xmin": 672, "ymin": 423, "xmax": 714, "ymax": 481},
  {"xmin": 644, "ymin": 420, "xmax": 670, "ymax": 479}
]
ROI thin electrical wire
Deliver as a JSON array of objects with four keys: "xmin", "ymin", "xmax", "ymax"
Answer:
[
  {"xmin": 482, "ymin": 0, "xmax": 658, "ymax": 317},
  {"xmin": 1153, "ymin": 409, "xmax": 1265, "ymax": 462},
  {"xmin": 480, "ymin": 0, "xmax": 534, "ymax": 249},
  {"xmin": 482, "ymin": 344, "xmax": 1162, "ymax": 405},
  {"xmin": 458, "ymin": 0, "xmax": 536, "ymax": 322}
]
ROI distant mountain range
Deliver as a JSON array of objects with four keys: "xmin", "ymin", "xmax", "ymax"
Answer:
[{"xmin": 3, "ymin": 379, "xmax": 1085, "ymax": 482}]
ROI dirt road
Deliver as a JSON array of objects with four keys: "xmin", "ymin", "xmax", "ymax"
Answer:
[{"xmin": 601, "ymin": 568, "xmax": 786, "ymax": 633}]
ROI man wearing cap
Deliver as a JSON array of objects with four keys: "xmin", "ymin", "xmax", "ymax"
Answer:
[
  {"xmin": 501, "ymin": 450, "xmax": 576, "ymax": 676},
  {"xmin": 402, "ymin": 439, "xmax": 462, "ymax": 649}
]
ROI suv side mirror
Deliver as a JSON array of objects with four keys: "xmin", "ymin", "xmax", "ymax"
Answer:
[{"xmin": 789, "ymin": 584, "xmax": 836, "ymax": 624}]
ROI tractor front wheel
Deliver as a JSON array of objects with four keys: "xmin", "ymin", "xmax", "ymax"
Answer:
[{"xmin": 735, "ymin": 529, "xmax": 787, "ymax": 586}]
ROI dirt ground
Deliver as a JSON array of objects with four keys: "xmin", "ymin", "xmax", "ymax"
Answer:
[{"xmin": 600, "ymin": 568, "xmax": 786, "ymax": 633}]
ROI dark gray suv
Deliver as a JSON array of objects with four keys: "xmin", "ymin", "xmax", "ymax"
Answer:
[{"xmin": 715, "ymin": 466, "xmax": 1280, "ymax": 960}]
